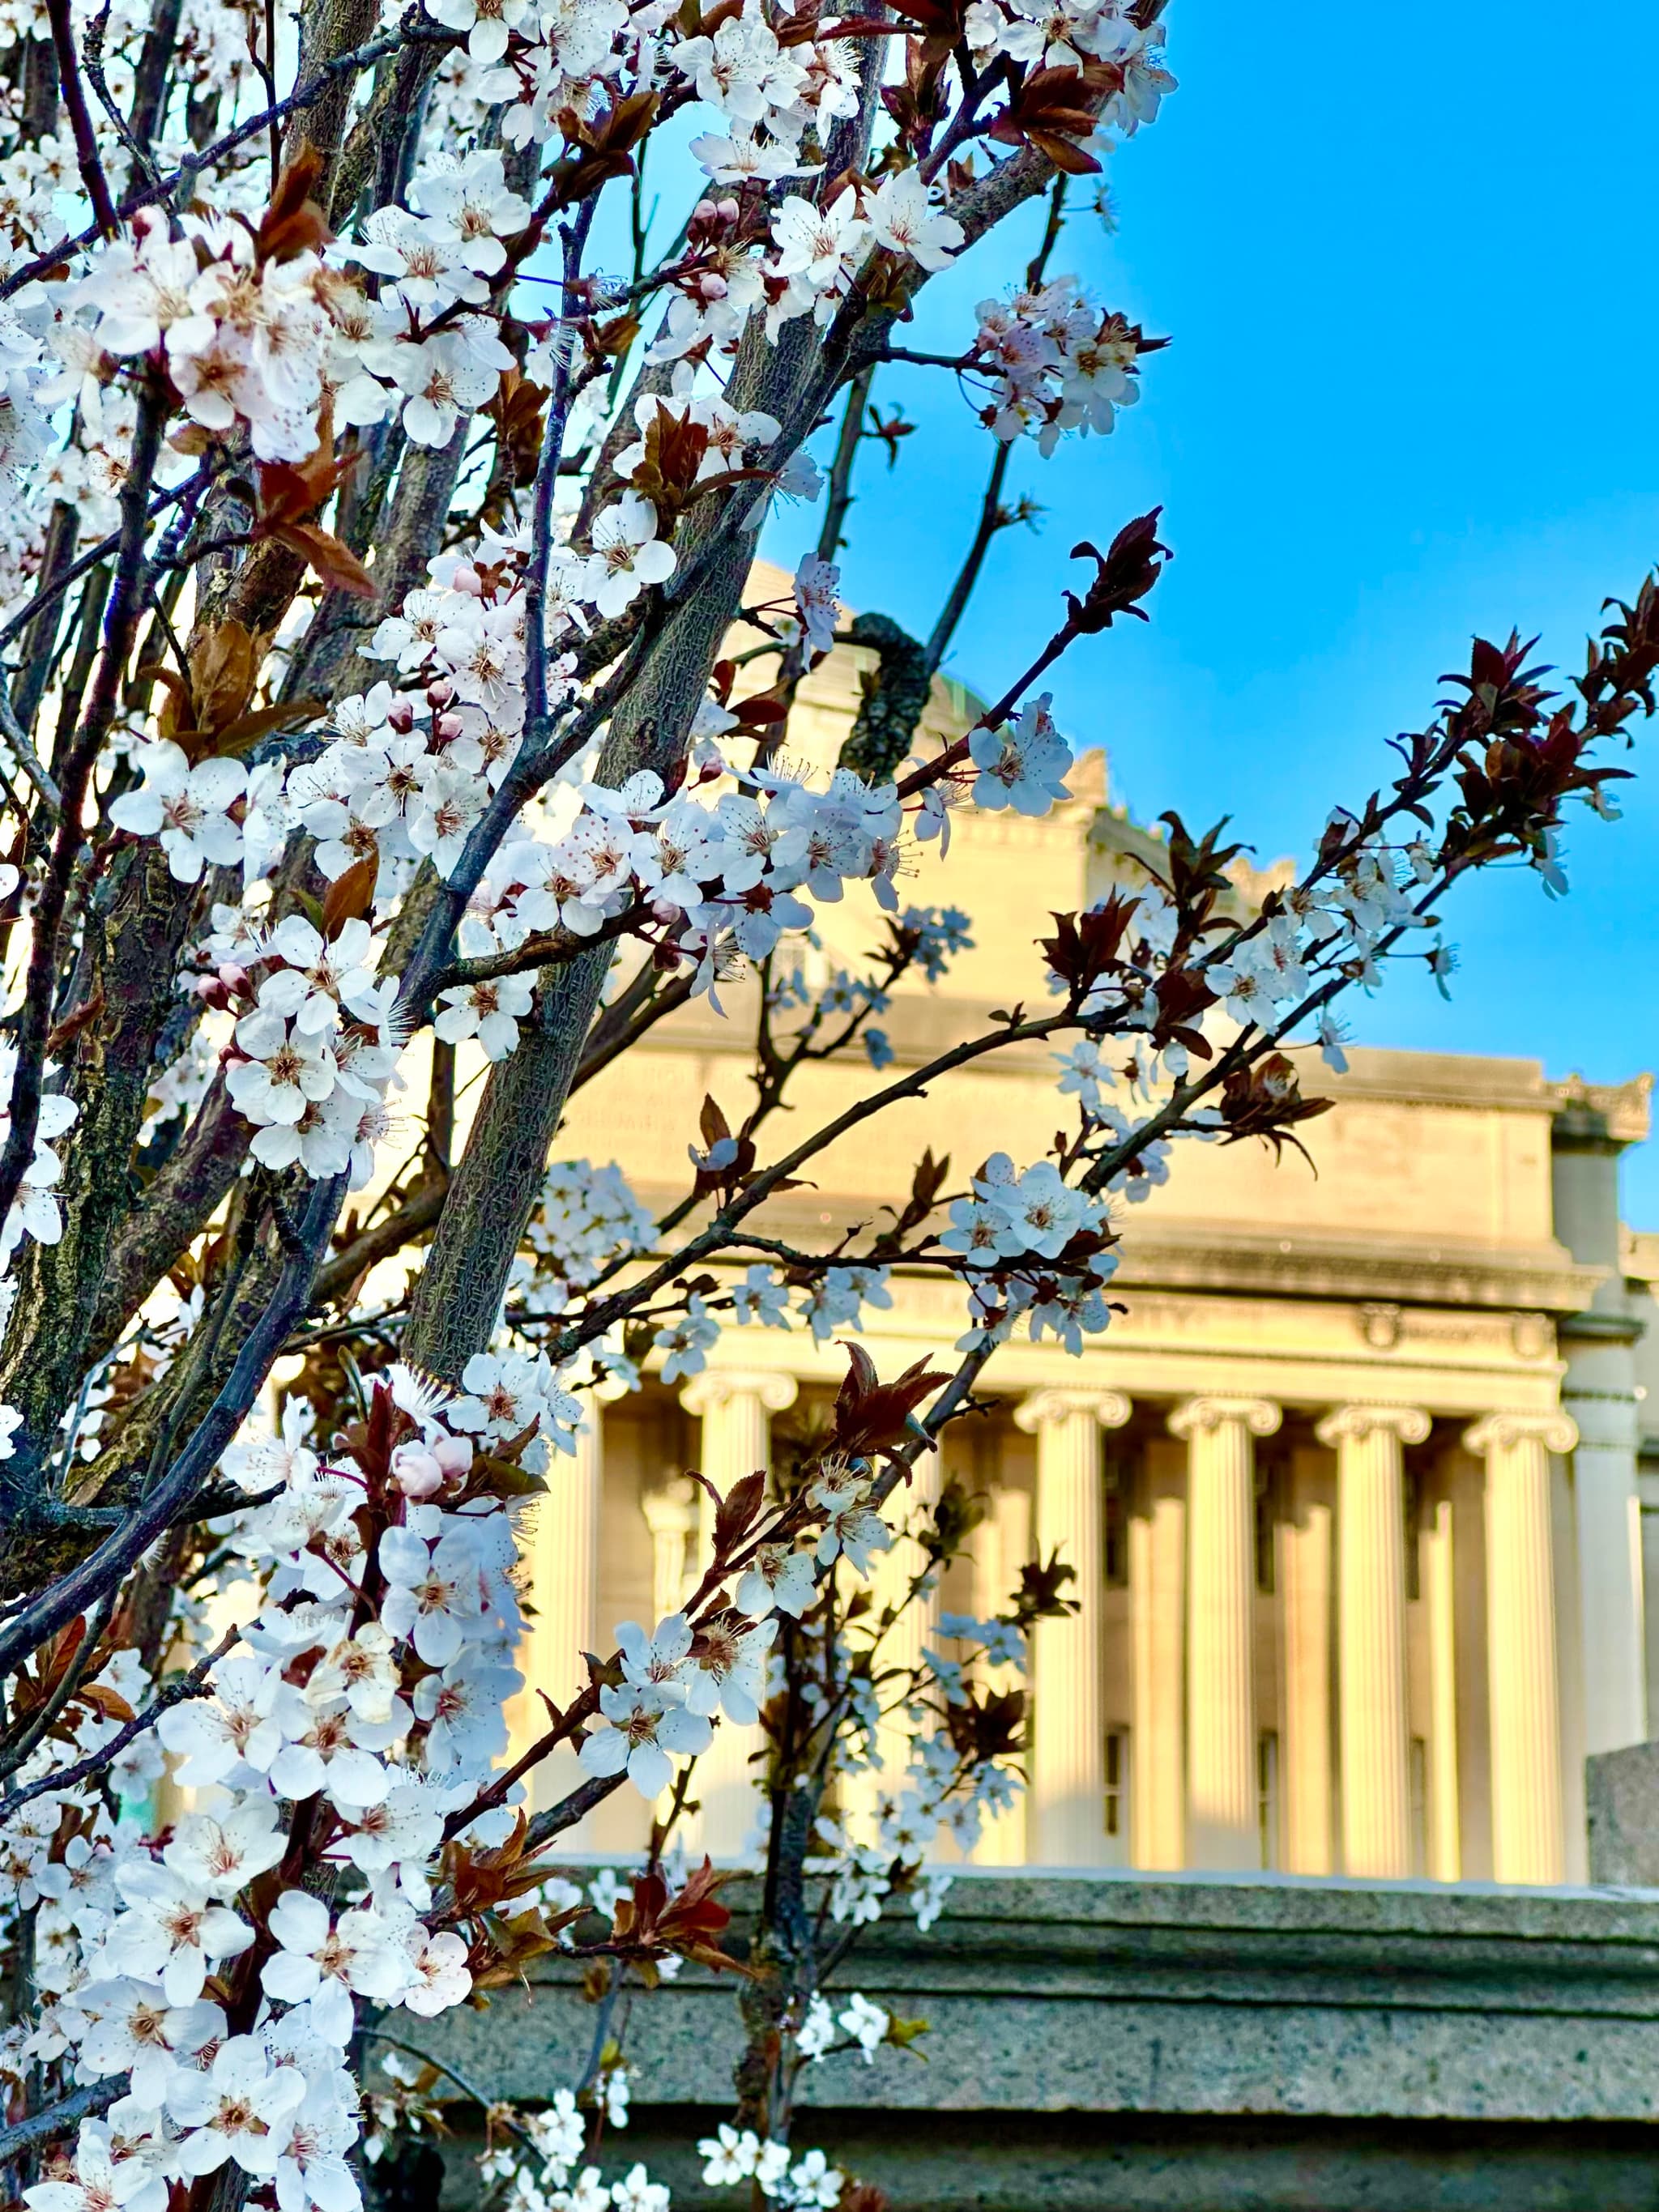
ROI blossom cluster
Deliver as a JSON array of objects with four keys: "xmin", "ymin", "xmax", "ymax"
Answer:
[
  {"xmin": 970, "ymin": 278, "xmax": 1155, "ymax": 454},
  {"xmin": 699, "ymin": 2124, "xmax": 851, "ymax": 2208},
  {"xmin": 0, "ymin": 1362, "xmax": 574, "ymax": 2212}
]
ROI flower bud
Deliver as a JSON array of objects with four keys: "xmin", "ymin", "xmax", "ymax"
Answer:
[
  {"xmin": 433, "ymin": 1435, "xmax": 473, "ymax": 1477},
  {"xmin": 390, "ymin": 1443, "xmax": 446, "ymax": 1500}
]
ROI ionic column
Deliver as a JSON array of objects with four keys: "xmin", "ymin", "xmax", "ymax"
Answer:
[
  {"xmin": 515, "ymin": 1389, "xmax": 612, "ymax": 1822},
  {"xmin": 1553, "ymin": 1102, "xmax": 1648, "ymax": 1754},
  {"xmin": 1016, "ymin": 1388, "xmax": 1132, "ymax": 1866},
  {"xmin": 642, "ymin": 1481, "xmax": 697, "ymax": 1623},
  {"xmin": 1568, "ymin": 1377, "xmax": 1647, "ymax": 1755},
  {"xmin": 1171, "ymin": 1396, "xmax": 1281, "ymax": 1870},
  {"xmin": 1466, "ymin": 1410, "xmax": 1578, "ymax": 1885},
  {"xmin": 1128, "ymin": 1464, "xmax": 1184, "ymax": 1870},
  {"xmin": 1316, "ymin": 1404, "xmax": 1430, "ymax": 1878},
  {"xmin": 680, "ymin": 1370, "xmax": 798, "ymax": 1857}
]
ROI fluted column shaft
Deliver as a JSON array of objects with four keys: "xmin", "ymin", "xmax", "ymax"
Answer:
[
  {"xmin": 1017, "ymin": 1389, "xmax": 1132, "ymax": 1866},
  {"xmin": 1568, "ymin": 1362, "xmax": 1647, "ymax": 1755},
  {"xmin": 1317, "ymin": 1404, "xmax": 1429, "ymax": 1877},
  {"xmin": 680, "ymin": 1370, "xmax": 797, "ymax": 1857},
  {"xmin": 1129, "ymin": 1469, "xmax": 1184, "ymax": 1870},
  {"xmin": 1467, "ymin": 1411, "xmax": 1577, "ymax": 1885},
  {"xmin": 1172, "ymin": 1396, "xmax": 1281, "ymax": 1871}
]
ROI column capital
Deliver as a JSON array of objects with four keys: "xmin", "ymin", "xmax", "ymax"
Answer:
[
  {"xmin": 1169, "ymin": 1395, "xmax": 1281, "ymax": 1442},
  {"xmin": 680, "ymin": 1369, "xmax": 799, "ymax": 1417},
  {"xmin": 1014, "ymin": 1387, "xmax": 1132, "ymax": 1434},
  {"xmin": 642, "ymin": 1481, "xmax": 697, "ymax": 1538},
  {"xmin": 1315, "ymin": 1403, "xmax": 1431, "ymax": 1450},
  {"xmin": 1464, "ymin": 1409, "xmax": 1578, "ymax": 1458}
]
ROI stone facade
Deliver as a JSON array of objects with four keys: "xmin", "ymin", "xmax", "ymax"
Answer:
[{"xmin": 493, "ymin": 574, "xmax": 1659, "ymax": 1888}]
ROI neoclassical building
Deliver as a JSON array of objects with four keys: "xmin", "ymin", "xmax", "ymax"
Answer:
[{"xmin": 505, "ymin": 577, "xmax": 1659, "ymax": 1886}]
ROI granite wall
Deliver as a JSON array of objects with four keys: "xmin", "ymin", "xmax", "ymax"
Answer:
[{"xmin": 414, "ymin": 1870, "xmax": 1659, "ymax": 2210}]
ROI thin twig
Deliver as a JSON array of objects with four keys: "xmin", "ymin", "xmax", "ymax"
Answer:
[{"xmin": 0, "ymin": 1623, "xmax": 238, "ymax": 1820}]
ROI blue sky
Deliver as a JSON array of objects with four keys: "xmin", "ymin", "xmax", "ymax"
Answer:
[{"xmin": 755, "ymin": 3, "xmax": 1659, "ymax": 1223}]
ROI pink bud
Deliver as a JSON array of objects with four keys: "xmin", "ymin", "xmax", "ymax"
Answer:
[
  {"xmin": 390, "ymin": 1444, "xmax": 445, "ymax": 1500},
  {"xmin": 388, "ymin": 701, "xmax": 416, "ymax": 733},
  {"xmin": 433, "ymin": 1434, "xmax": 473, "ymax": 1477},
  {"xmin": 698, "ymin": 273, "xmax": 728, "ymax": 301},
  {"xmin": 717, "ymin": 198, "xmax": 740, "ymax": 224},
  {"xmin": 436, "ymin": 712, "xmax": 464, "ymax": 744},
  {"xmin": 426, "ymin": 679, "xmax": 454, "ymax": 710}
]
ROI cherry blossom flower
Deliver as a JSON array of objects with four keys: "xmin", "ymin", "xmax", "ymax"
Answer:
[
  {"xmin": 865, "ymin": 168, "xmax": 963, "ymax": 269},
  {"xmin": 578, "ymin": 1684, "xmax": 712, "ymax": 1798},
  {"xmin": 583, "ymin": 494, "xmax": 676, "ymax": 620},
  {"xmin": 408, "ymin": 151, "xmax": 532, "ymax": 271},
  {"xmin": 162, "ymin": 1800, "xmax": 287, "ymax": 1899},
  {"xmin": 154, "ymin": 1653, "xmax": 302, "ymax": 1788},
  {"xmin": 109, "ymin": 744, "xmax": 246, "ymax": 883},
  {"xmin": 434, "ymin": 972, "xmax": 534, "ymax": 1060},
  {"xmin": 226, "ymin": 1012, "xmax": 339, "ymax": 1128},
  {"xmin": 734, "ymin": 1542, "xmax": 817, "ymax": 1619},
  {"xmin": 75, "ymin": 1984, "xmax": 223, "ymax": 2103},
  {"xmin": 22, "ymin": 2123, "xmax": 167, "ymax": 2212},
  {"xmin": 809, "ymin": 1475, "xmax": 892, "ymax": 1575},
  {"xmin": 262, "ymin": 1892, "xmax": 411, "ymax": 2043},
  {"xmin": 684, "ymin": 1613, "xmax": 777, "ymax": 1724},
  {"xmin": 420, "ymin": 0, "xmax": 530, "ymax": 62},
  {"xmin": 390, "ymin": 331, "xmax": 500, "ymax": 446},
  {"xmin": 103, "ymin": 1863, "xmax": 254, "ymax": 2005},
  {"xmin": 449, "ymin": 1347, "xmax": 569, "ymax": 1440},
  {"xmin": 260, "ymin": 917, "xmax": 381, "ymax": 1033},
  {"xmin": 793, "ymin": 554, "xmax": 839, "ymax": 656},
  {"xmin": 377, "ymin": 1524, "xmax": 484, "ymax": 1666},
  {"xmin": 273, "ymin": 2082, "xmax": 363, "ymax": 2212},
  {"xmin": 268, "ymin": 1706, "xmax": 394, "ymax": 1811},
  {"xmin": 770, "ymin": 191, "xmax": 868, "ymax": 296},
  {"xmin": 616, "ymin": 1613, "xmax": 694, "ymax": 1703},
  {"xmin": 166, "ymin": 2035, "xmax": 308, "ymax": 2177},
  {"xmin": 966, "ymin": 694, "xmax": 1074, "ymax": 814},
  {"xmin": 398, "ymin": 1926, "xmax": 472, "ymax": 2015},
  {"xmin": 331, "ymin": 1780, "xmax": 445, "ymax": 1877}
]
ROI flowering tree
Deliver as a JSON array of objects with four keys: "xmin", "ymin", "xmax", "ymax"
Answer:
[{"xmin": 0, "ymin": 0, "xmax": 1648, "ymax": 2206}]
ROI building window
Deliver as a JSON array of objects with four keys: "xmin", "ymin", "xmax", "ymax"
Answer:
[
  {"xmin": 1410, "ymin": 1737, "xmax": 1429, "ymax": 1877},
  {"xmin": 1257, "ymin": 1731, "xmax": 1281, "ymax": 1869},
  {"xmin": 1105, "ymin": 1728, "xmax": 1130, "ymax": 1840}
]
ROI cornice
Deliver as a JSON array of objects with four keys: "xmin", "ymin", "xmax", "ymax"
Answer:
[{"xmin": 1109, "ymin": 1224, "xmax": 1603, "ymax": 1318}]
